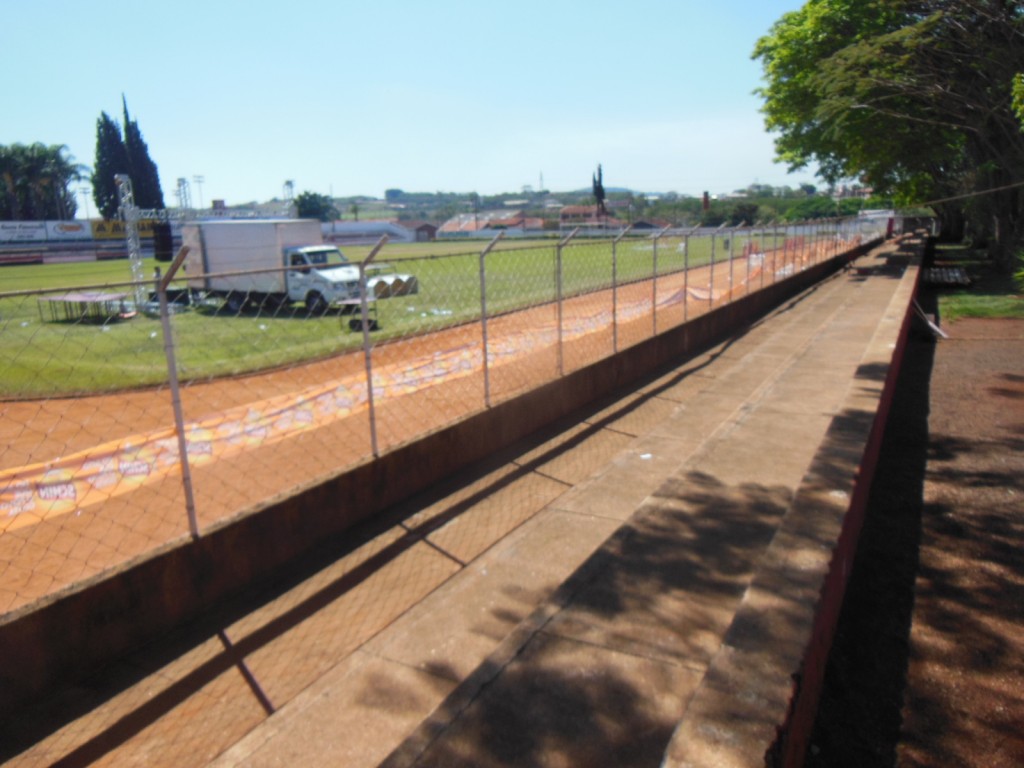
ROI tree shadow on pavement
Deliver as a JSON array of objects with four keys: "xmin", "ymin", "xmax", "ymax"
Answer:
[{"xmin": 383, "ymin": 472, "xmax": 792, "ymax": 768}]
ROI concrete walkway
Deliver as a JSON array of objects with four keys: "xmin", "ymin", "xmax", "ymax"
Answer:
[{"xmin": 1, "ymin": 238, "xmax": 919, "ymax": 768}]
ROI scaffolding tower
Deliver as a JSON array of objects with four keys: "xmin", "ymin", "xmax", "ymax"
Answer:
[{"xmin": 116, "ymin": 174, "xmax": 193, "ymax": 308}]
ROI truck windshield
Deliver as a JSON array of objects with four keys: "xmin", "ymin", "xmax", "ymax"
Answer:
[{"xmin": 304, "ymin": 248, "xmax": 349, "ymax": 266}]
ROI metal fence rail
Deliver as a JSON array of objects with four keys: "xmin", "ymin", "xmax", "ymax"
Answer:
[{"xmin": 0, "ymin": 217, "xmax": 887, "ymax": 616}]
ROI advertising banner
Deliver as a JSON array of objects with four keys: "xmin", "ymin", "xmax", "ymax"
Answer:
[
  {"xmin": 91, "ymin": 219, "xmax": 161, "ymax": 240},
  {"xmin": 0, "ymin": 221, "xmax": 48, "ymax": 243},
  {"xmin": 0, "ymin": 218, "xmax": 185, "ymax": 245},
  {"xmin": 45, "ymin": 220, "xmax": 93, "ymax": 241}
]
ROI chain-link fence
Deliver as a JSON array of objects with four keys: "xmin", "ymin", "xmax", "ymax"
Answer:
[{"xmin": 0, "ymin": 217, "xmax": 886, "ymax": 616}]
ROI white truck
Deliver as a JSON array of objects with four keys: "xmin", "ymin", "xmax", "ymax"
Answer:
[{"xmin": 182, "ymin": 219, "xmax": 417, "ymax": 314}]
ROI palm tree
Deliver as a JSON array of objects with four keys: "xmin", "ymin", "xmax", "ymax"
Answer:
[
  {"xmin": 0, "ymin": 144, "xmax": 19, "ymax": 219},
  {"xmin": 40, "ymin": 144, "xmax": 86, "ymax": 219},
  {"xmin": 0, "ymin": 143, "xmax": 86, "ymax": 220}
]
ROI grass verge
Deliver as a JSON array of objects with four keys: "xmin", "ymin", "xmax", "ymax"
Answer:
[{"xmin": 932, "ymin": 244, "xmax": 1024, "ymax": 322}]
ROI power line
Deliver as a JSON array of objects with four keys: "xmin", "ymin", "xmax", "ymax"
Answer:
[{"xmin": 900, "ymin": 179, "xmax": 1024, "ymax": 210}]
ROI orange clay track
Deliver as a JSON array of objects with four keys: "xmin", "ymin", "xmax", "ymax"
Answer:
[{"xmin": 0, "ymin": 243, "xmax": 837, "ymax": 614}]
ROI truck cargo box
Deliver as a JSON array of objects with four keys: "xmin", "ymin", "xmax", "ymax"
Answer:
[{"xmin": 183, "ymin": 219, "xmax": 323, "ymax": 294}]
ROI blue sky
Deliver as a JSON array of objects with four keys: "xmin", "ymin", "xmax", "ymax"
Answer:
[{"xmin": 5, "ymin": 0, "xmax": 813, "ymax": 210}]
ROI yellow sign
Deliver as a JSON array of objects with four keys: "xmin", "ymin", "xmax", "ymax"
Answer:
[{"xmin": 91, "ymin": 219, "xmax": 159, "ymax": 240}]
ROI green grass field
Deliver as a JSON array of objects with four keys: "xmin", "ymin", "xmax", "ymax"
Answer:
[
  {"xmin": 932, "ymin": 245, "xmax": 1024, "ymax": 322},
  {"xmin": 0, "ymin": 232, "xmax": 744, "ymax": 397}
]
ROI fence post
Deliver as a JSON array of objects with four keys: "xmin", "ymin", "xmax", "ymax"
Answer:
[
  {"xmin": 777, "ymin": 221, "xmax": 783, "ymax": 284},
  {"xmin": 790, "ymin": 221, "xmax": 798, "ymax": 272},
  {"xmin": 556, "ymin": 228, "xmax": 578, "ymax": 376},
  {"xmin": 743, "ymin": 222, "xmax": 752, "ymax": 296},
  {"xmin": 651, "ymin": 225, "xmax": 670, "ymax": 336},
  {"xmin": 763, "ymin": 221, "xmax": 770, "ymax": 288},
  {"xmin": 612, "ymin": 225, "xmax": 632, "ymax": 354},
  {"xmin": 728, "ymin": 225, "xmax": 735, "ymax": 300},
  {"xmin": 786, "ymin": 222, "xmax": 794, "ymax": 280},
  {"xmin": 683, "ymin": 225, "xmax": 695, "ymax": 324},
  {"xmin": 358, "ymin": 235, "xmax": 388, "ymax": 458},
  {"xmin": 685, "ymin": 224, "xmax": 700, "ymax": 322},
  {"xmin": 155, "ymin": 246, "xmax": 200, "ymax": 538},
  {"xmin": 479, "ymin": 232, "xmax": 504, "ymax": 407},
  {"xmin": 710, "ymin": 222, "xmax": 727, "ymax": 309},
  {"xmin": 709, "ymin": 227, "xmax": 716, "ymax": 310}
]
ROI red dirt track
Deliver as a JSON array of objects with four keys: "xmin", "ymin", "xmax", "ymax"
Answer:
[{"xmin": 1, "ymin": 244, "xmax": 834, "ymax": 614}]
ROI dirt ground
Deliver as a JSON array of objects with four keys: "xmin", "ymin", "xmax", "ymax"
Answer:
[{"xmin": 807, "ymin": 307, "xmax": 1024, "ymax": 766}]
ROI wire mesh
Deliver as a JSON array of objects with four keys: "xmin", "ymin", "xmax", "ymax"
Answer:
[
  {"xmin": 363, "ymin": 247, "xmax": 488, "ymax": 453},
  {"xmin": 558, "ymin": 237, "xmax": 616, "ymax": 375},
  {"xmin": 0, "ymin": 281, "xmax": 187, "ymax": 614},
  {"xmin": 168, "ymin": 278, "xmax": 376, "ymax": 529},
  {"xmin": 0, "ymin": 216, "xmax": 888, "ymax": 617},
  {"xmin": 479, "ymin": 243, "xmax": 561, "ymax": 403},
  {"xmin": 614, "ymin": 233, "xmax": 657, "ymax": 348}
]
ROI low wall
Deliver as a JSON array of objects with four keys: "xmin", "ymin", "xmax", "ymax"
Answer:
[
  {"xmin": 0, "ymin": 239, "xmax": 881, "ymax": 719},
  {"xmin": 769, "ymin": 242, "xmax": 922, "ymax": 766},
  {"xmin": 662, "ymin": 236, "xmax": 922, "ymax": 768}
]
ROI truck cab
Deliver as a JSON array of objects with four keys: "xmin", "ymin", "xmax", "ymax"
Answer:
[{"xmin": 284, "ymin": 245, "xmax": 362, "ymax": 313}]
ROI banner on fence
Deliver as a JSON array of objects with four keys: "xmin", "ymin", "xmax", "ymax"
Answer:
[
  {"xmin": 46, "ymin": 221, "xmax": 92, "ymax": 240},
  {"xmin": 91, "ymin": 219, "xmax": 161, "ymax": 240},
  {"xmin": 0, "ymin": 221, "xmax": 48, "ymax": 243}
]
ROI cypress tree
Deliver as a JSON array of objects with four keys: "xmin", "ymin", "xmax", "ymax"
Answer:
[
  {"xmin": 91, "ymin": 97, "xmax": 165, "ymax": 219},
  {"xmin": 92, "ymin": 111, "xmax": 130, "ymax": 220},
  {"xmin": 122, "ymin": 96, "xmax": 164, "ymax": 210}
]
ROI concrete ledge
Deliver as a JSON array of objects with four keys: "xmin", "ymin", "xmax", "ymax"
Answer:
[
  {"xmin": 662, "ymin": 237, "xmax": 921, "ymax": 768},
  {"xmin": 0, "ymin": 239, "xmax": 880, "ymax": 720}
]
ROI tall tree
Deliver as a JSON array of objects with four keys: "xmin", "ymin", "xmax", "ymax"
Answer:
[
  {"xmin": 0, "ymin": 143, "xmax": 84, "ymax": 221},
  {"xmin": 91, "ymin": 98, "xmax": 165, "ymax": 219},
  {"xmin": 754, "ymin": 0, "xmax": 1024, "ymax": 266},
  {"xmin": 0, "ymin": 145, "xmax": 16, "ymax": 219},
  {"xmin": 592, "ymin": 164, "xmax": 606, "ymax": 217},
  {"xmin": 122, "ymin": 97, "xmax": 164, "ymax": 210},
  {"xmin": 92, "ymin": 111, "xmax": 130, "ymax": 219},
  {"xmin": 294, "ymin": 191, "xmax": 338, "ymax": 222}
]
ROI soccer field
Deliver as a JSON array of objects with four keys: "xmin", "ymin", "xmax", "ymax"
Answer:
[{"xmin": 0, "ymin": 232, "xmax": 734, "ymax": 397}]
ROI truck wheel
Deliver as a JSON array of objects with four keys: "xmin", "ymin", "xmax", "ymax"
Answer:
[
  {"xmin": 306, "ymin": 291, "xmax": 328, "ymax": 315},
  {"xmin": 225, "ymin": 293, "xmax": 247, "ymax": 314}
]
